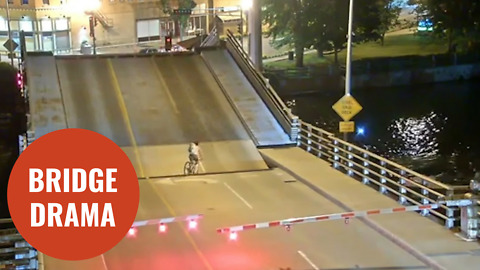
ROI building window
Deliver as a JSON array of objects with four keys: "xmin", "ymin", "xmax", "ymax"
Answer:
[
  {"xmin": 43, "ymin": 0, "xmax": 50, "ymax": 4},
  {"xmin": 22, "ymin": 0, "xmax": 28, "ymax": 5}
]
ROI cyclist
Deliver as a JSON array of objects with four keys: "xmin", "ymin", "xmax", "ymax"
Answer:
[{"xmin": 188, "ymin": 141, "xmax": 202, "ymax": 168}]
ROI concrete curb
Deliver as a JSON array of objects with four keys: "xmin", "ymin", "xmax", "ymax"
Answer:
[{"xmin": 260, "ymin": 151, "xmax": 448, "ymax": 270}]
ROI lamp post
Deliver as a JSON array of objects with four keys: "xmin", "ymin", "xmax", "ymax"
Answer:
[
  {"xmin": 342, "ymin": 0, "xmax": 354, "ymax": 142},
  {"xmin": 5, "ymin": 0, "xmax": 14, "ymax": 65},
  {"xmin": 345, "ymin": 0, "xmax": 354, "ymax": 97}
]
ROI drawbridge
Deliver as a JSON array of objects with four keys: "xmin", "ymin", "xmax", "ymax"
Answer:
[{"xmin": 25, "ymin": 38, "xmax": 295, "ymax": 178}]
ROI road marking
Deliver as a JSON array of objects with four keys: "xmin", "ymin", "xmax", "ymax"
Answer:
[
  {"xmin": 107, "ymin": 59, "xmax": 145, "ymax": 178},
  {"xmin": 101, "ymin": 254, "xmax": 109, "ymax": 270},
  {"xmin": 149, "ymin": 180, "xmax": 213, "ymax": 270},
  {"xmin": 161, "ymin": 178, "xmax": 219, "ymax": 185},
  {"xmin": 297, "ymin": 250, "xmax": 319, "ymax": 270},
  {"xmin": 223, "ymin": 182, "xmax": 253, "ymax": 209},
  {"xmin": 150, "ymin": 57, "xmax": 179, "ymax": 114}
]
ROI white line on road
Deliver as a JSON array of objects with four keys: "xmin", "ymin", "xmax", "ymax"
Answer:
[
  {"xmin": 297, "ymin": 250, "xmax": 319, "ymax": 270},
  {"xmin": 224, "ymin": 182, "xmax": 253, "ymax": 209},
  {"xmin": 101, "ymin": 254, "xmax": 109, "ymax": 270}
]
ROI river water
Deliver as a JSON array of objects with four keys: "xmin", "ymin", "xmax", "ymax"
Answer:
[{"xmin": 283, "ymin": 79, "xmax": 480, "ymax": 185}]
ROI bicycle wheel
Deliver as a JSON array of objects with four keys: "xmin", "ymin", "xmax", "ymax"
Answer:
[
  {"xmin": 184, "ymin": 161, "xmax": 191, "ymax": 175},
  {"xmin": 192, "ymin": 162, "xmax": 199, "ymax": 174}
]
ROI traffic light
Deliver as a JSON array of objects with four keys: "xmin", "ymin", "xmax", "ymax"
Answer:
[
  {"xmin": 237, "ymin": 23, "xmax": 242, "ymax": 34},
  {"xmin": 165, "ymin": 35, "xmax": 172, "ymax": 51},
  {"xmin": 16, "ymin": 71, "xmax": 23, "ymax": 90},
  {"xmin": 172, "ymin": 8, "xmax": 192, "ymax": 15}
]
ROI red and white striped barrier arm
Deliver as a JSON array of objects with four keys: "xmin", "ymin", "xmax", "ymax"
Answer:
[
  {"xmin": 132, "ymin": 214, "xmax": 203, "ymax": 227},
  {"xmin": 217, "ymin": 204, "xmax": 439, "ymax": 234}
]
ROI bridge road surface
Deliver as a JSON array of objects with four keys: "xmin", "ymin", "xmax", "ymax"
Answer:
[
  {"xmin": 43, "ymin": 169, "xmax": 433, "ymax": 270},
  {"xmin": 51, "ymin": 54, "xmax": 268, "ymax": 177}
]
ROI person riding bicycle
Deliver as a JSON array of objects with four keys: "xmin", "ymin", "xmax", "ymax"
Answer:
[{"xmin": 188, "ymin": 141, "xmax": 201, "ymax": 166}]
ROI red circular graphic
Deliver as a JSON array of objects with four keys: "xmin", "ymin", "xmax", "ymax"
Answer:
[{"xmin": 8, "ymin": 128, "xmax": 139, "ymax": 261}]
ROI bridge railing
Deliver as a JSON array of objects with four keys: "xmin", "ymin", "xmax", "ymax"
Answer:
[
  {"xmin": 0, "ymin": 219, "xmax": 38, "ymax": 270},
  {"xmin": 224, "ymin": 29, "xmax": 299, "ymax": 141},
  {"xmin": 297, "ymin": 120, "xmax": 458, "ymax": 228}
]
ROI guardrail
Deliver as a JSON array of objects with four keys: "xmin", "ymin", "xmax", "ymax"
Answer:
[
  {"xmin": 200, "ymin": 26, "xmax": 219, "ymax": 47},
  {"xmin": 296, "ymin": 120, "xmax": 459, "ymax": 228},
  {"xmin": 0, "ymin": 219, "xmax": 38, "ymax": 270},
  {"xmin": 224, "ymin": 29, "xmax": 299, "ymax": 141}
]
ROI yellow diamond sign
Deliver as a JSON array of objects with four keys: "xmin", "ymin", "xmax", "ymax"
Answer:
[{"xmin": 332, "ymin": 94, "xmax": 363, "ymax": 121}]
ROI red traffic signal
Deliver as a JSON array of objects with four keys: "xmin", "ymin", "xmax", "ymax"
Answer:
[
  {"xmin": 17, "ymin": 71, "xmax": 23, "ymax": 89},
  {"xmin": 165, "ymin": 35, "xmax": 172, "ymax": 51}
]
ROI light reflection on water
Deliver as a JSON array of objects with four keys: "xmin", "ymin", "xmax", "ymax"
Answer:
[
  {"xmin": 385, "ymin": 112, "xmax": 446, "ymax": 158},
  {"xmin": 283, "ymin": 79, "xmax": 480, "ymax": 185}
]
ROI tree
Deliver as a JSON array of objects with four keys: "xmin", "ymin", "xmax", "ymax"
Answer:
[
  {"xmin": 304, "ymin": 0, "xmax": 402, "ymax": 65},
  {"xmin": 355, "ymin": 0, "xmax": 402, "ymax": 46},
  {"xmin": 410, "ymin": 0, "xmax": 480, "ymax": 52},
  {"xmin": 262, "ymin": 0, "xmax": 310, "ymax": 67},
  {"xmin": 160, "ymin": 0, "xmax": 197, "ymax": 38},
  {"xmin": 377, "ymin": 0, "xmax": 402, "ymax": 45},
  {"xmin": 303, "ymin": 0, "xmax": 334, "ymax": 58},
  {"xmin": 327, "ymin": 0, "xmax": 349, "ymax": 65}
]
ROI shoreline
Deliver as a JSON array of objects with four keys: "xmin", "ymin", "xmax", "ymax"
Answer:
[{"xmin": 266, "ymin": 62, "xmax": 480, "ymax": 95}]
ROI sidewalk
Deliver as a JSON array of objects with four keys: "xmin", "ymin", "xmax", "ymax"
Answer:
[{"xmin": 260, "ymin": 147, "xmax": 480, "ymax": 270}]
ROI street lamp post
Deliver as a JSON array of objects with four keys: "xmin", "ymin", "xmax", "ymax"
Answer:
[
  {"xmin": 5, "ymin": 0, "xmax": 14, "ymax": 66},
  {"xmin": 343, "ymin": 0, "xmax": 354, "ymax": 142},
  {"xmin": 345, "ymin": 0, "xmax": 354, "ymax": 97}
]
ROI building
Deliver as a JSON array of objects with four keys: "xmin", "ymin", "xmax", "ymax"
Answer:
[{"xmin": 0, "ymin": 0, "xmax": 245, "ymax": 56}]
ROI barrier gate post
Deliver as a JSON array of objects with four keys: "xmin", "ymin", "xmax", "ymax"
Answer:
[{"xmin": 457, "ymin": 179, "xmax": 479, "ymax": 241}]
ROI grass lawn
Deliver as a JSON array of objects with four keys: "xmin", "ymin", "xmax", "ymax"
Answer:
[{"xmin": 264, "ymin": 33, "xmax": 448, "ymax": 69}]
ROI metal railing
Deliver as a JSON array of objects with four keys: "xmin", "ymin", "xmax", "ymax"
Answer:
[
  {"xmin": 0, "ymin": 219, "xmax": 38, "ymax": 270},
  {"xmin": 296, "ymin": 120, "xmax": 459, "ymax": 228},
  {"xmin": 224, "ymin": 29, "xmax": 299, "ymax": 141},
  {"xmin": 219, "ymin": 35, "xmax": 463, "ymax": 227},
  {"xmin": 93, "ymin": 11, "xmax": 114, "ymax": 29},
  {"xmin": 200, "ymin": 26, "xmax": 219, "ymax": 47}
]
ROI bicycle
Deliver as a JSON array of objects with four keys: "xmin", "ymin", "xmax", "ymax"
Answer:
[{"xmin": 184, "ymin": 160, "xmax": 199, "ymax": 175}]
